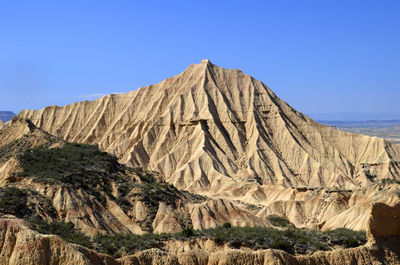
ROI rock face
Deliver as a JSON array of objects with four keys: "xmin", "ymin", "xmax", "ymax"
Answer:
[
  {"xmin": 0, "ymin": 219, "xmax": 118, "ymax": 265},
  {"xmin": 11, "ymin": 60, "xmax": 400, "ymax": 232},
  {"xmin": 2, "ymin": 60, "xmax": 400, "ymax": 264},
  {"xmin": 0, "ymin": 111, "xmax": 15, "ymax": 122},
  {"xmin": 17, "ymin": 60, "xmax": 400, "ymax": 197},
  {"xmin": 0, "ymin": 118, "xmax": 270, "ymax": 235},
  {"xmin": 1, "ymin": 202, "xmax": 400, "ymax": 265}
]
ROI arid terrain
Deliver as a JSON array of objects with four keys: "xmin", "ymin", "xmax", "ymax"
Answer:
[
  {"xmin": 1, "ymin": 60, "xmax": 400, "ymax": 264},
  {"xmin": 321, "ymin": 120, "xmax": 400, "ymax": 144}
]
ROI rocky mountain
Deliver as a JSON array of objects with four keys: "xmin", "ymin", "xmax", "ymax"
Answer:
[
  {"xmin": 0, "ymin": 111, "xmax": 16, "ymax": 122},
  {"xmin": 9, "ymin": 60, "xmax": 400, "ymax": 232},
  {"xmin": 2, "ymin": 60, "xmax": 400, "ymax": 264},
  {"xmin": 0, "ymin": 118, "xmax": 270, "ymax": 236},
  {"xmin": 17, "ymin": 60, "xmax": 400, "ymax": 195}
]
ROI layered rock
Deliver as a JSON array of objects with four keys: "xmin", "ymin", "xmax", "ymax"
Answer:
[
  {"xmin": 0, "ymin": 119, "xmax": 270, "ymax": 235},
  {"xmin": 7, "ymin": 60, "xmax": 399, "ymax": 232},
  {"xmin": 16, "ymin": 60, "xmax": 400, "ymax": 199},
  {"xmin": 1, "ymin": 202, "xmax": 400, "ymax": 265}
]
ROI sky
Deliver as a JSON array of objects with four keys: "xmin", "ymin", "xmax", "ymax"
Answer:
[{"xmin": 0, "ymin": 0, "xmax": 399, "ymax": 120}]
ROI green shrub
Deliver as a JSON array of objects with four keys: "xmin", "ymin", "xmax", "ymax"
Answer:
[
  {"xmin": 267, "ymin": 215, "xmax": 292, "ymax": 227},
  {"xmin": 213, "ymin": 235, "xmax": 224, "ymax": 245},
  {"xmin": 16, "ymin": 143, "xmax": 121, "ymax": 199},
  {"xmin": 323, "ymin": 228, "xmax": 367, "ymax": 248},
  {"xmin": 27, "ymin": 218, "xmax": 367, "ymax": 257},
  {"xmin": 0, "ymin": 187, "xmax": 30, "ymax": 217},
  {"xmin": 222, "ymin": 222, "xmax": 232, "ymax": 229},
  {"xmin": 27, "ymin": 217, "xmax": 91, "ymax": 248},
  {"xmin": 181, "ymin": 228, "xmax": 194, "ymax": 237},
  {"xmin": 93, "ymin": 232, "xmax": 165, "ymax": 258}
]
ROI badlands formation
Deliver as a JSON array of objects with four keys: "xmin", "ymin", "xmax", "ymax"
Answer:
[
  {"xmin": 0, "ymin": 203, "xmax": 400, "ymax": 264},
  {"xmin": 0, "ymin": 60, "xmax": 400, "ymax": 264},
  {"xmin": 15, "ymin": 59, "xmax": 400, "ymax": 231}
]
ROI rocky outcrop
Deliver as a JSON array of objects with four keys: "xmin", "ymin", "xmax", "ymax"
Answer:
[
  {"xmin": 1, "ymin": 202, "xmax": 400, "ymax": 264},
  {"xmin": 367, "ymin": 202, "xmax": 400, "ymax": 245},
  {"xmin": 0, "ymin": 219, "xmax": 118, "ymax": 265},
  {"xmin": 0, "ymin": 119, "xmax": 270, "ymax": 235}
]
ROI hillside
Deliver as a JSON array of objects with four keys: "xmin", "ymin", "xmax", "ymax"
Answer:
[
  {"xmin": 1, "ymin": 61, "xmax": 400, "ymax": 264},
  {"xmin": 8, "ymin": 60, "xmax": 400, "ymax": 231},
  {"xmin": 0, "ymin": 118, "xmax": 271, "ymax": 236},
  {"xmin": 0, "ymin": 202, "xmax": 399, "ymax": 265},
  {"xmin": 17, "ymin": 60, "xmax": 400, "ymax": 193}
]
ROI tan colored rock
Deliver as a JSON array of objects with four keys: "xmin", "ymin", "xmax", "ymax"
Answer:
[
  {"xmin": 0, "ymin": 219, "xmax": 118, "ymax": 265},
  {"xmin": 2, "ymin": 61, "xmax": 400, "ymax": 233},
  {"xmin": 0, "ymin": 119, "xmax": 270, "ymax": 235},
  {"xmin": 15, "ymin": 60, "xmax": 400, "ymax": 199},
  {"xmin": 189, "ymin": 198, "xmax": 269, "ymax": 230},
  {"xmin": 1, "ymin": 202, "xmax": 400, "ymax": 264},
  {"xmin": 152, "ymin": 202, "xmax": 183, "ymax": 234},
  {"xmin": 367, "ymin": 202, "xmax": 400, "ymax": 244}
]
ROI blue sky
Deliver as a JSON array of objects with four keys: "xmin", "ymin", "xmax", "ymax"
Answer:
[{"xmin": 0, "ymin": 0, "xmax": 399, "ymax": 120}]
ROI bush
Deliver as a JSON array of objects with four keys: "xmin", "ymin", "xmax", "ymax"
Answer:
[
  {"xmin": 27, "ymin": 217, "xmax": 92, "ymax": 248},
  {"xmin": 267, "ymin": 215, "xmax": 292, "ymax": 227},
  {"xmin": 222, "ymin": 222, "xmax": 232, "ymax": 229},
  {"xmin": 181, "ymin": 228, "xmax": 194, "ymax": 237},
  {"xmin": 213, "ymin": 235, "xmax": 224, "ymax": 245},
  {"xmin": 28, "ymin": 218, "xmax": 367, "ymax": 257},
  {"xmin": 16, "ymin": 143, "xmax": 121, "ymax": 199},
  {"xmin": 0, "ymin": 187, "xmax": 30, "ymax": 217},
  {"xmin": 93, "ymin": 232, "xmax": 165, "ymax": 258},
  {"xmin": 323, "ymin": 228, "xmax": 367, "ymax": 248},
  {"xmin": 0, "ymin": 134, "xmax": 57, "ymax": 162}
]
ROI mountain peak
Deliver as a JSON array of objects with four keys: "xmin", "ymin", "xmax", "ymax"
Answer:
[
  {"xmin": 200, "ymin": 59, "xmax": 212, "ymax": 65},
  {"xmin": 17, "ymin": 61, "xmax": 400, "ymax": 194}
]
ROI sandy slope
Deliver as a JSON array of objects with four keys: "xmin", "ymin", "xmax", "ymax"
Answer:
[
  {"xmin": 16, "ymin": 60, "xmax": 400, "ymax": 197},
  {"xmin": 2, "ymin": 60, "xmax": 399, "ymax": 231},
  {"xmin": 0, "ymin": 119, "xmax": 271, "ymax": 235}
]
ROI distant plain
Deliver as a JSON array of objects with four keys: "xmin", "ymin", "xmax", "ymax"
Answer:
[{"xmin": 320, "ymin": 120, "xmax": 400, "ymax": 144}]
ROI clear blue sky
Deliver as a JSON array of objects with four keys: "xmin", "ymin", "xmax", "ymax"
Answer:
[{"xmin": 0, "ymin": 0, "xmax": 399, "ymax": 120}]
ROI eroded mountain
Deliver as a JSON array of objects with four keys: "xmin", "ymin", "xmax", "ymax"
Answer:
[{"xmin": 10, "ymin": 60, "xmax": 400, "ymax": 231}]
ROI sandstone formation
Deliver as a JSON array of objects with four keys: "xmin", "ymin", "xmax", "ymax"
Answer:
[
  {"xmin": 0, "ymin": 118, "xmax": 270, "ymax": 235},
  {"xmin": 0, "ymin": 219, "xmax": 117, "ymax": 265},
  {"xmin": 1, "ymin": 202, "xmax": 400, "ymax": 265},
  {"xmin": 17, "ymin": 60, "xmax": 400, "ymax": 195},
  {"xmin": 11, "ymin": 60, "xmax": 400, "ymax": 231},
  {"xmin": 1, "ymin": 60, "xmax": 400, "ymax": 264}
]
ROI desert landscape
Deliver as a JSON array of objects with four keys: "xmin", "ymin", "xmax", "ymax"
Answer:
[
  {"xmin": 0, "ymin": 60, "xmax": 400, "ymax": 264},
  {"xmin": 1, "ymin": 1, "xmax": 400, "ymax": 264}
]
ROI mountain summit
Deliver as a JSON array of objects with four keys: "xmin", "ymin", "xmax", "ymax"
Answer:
[{"xmin": 18, "ymin": 60, "xmax": 400, "ymax": 198}]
